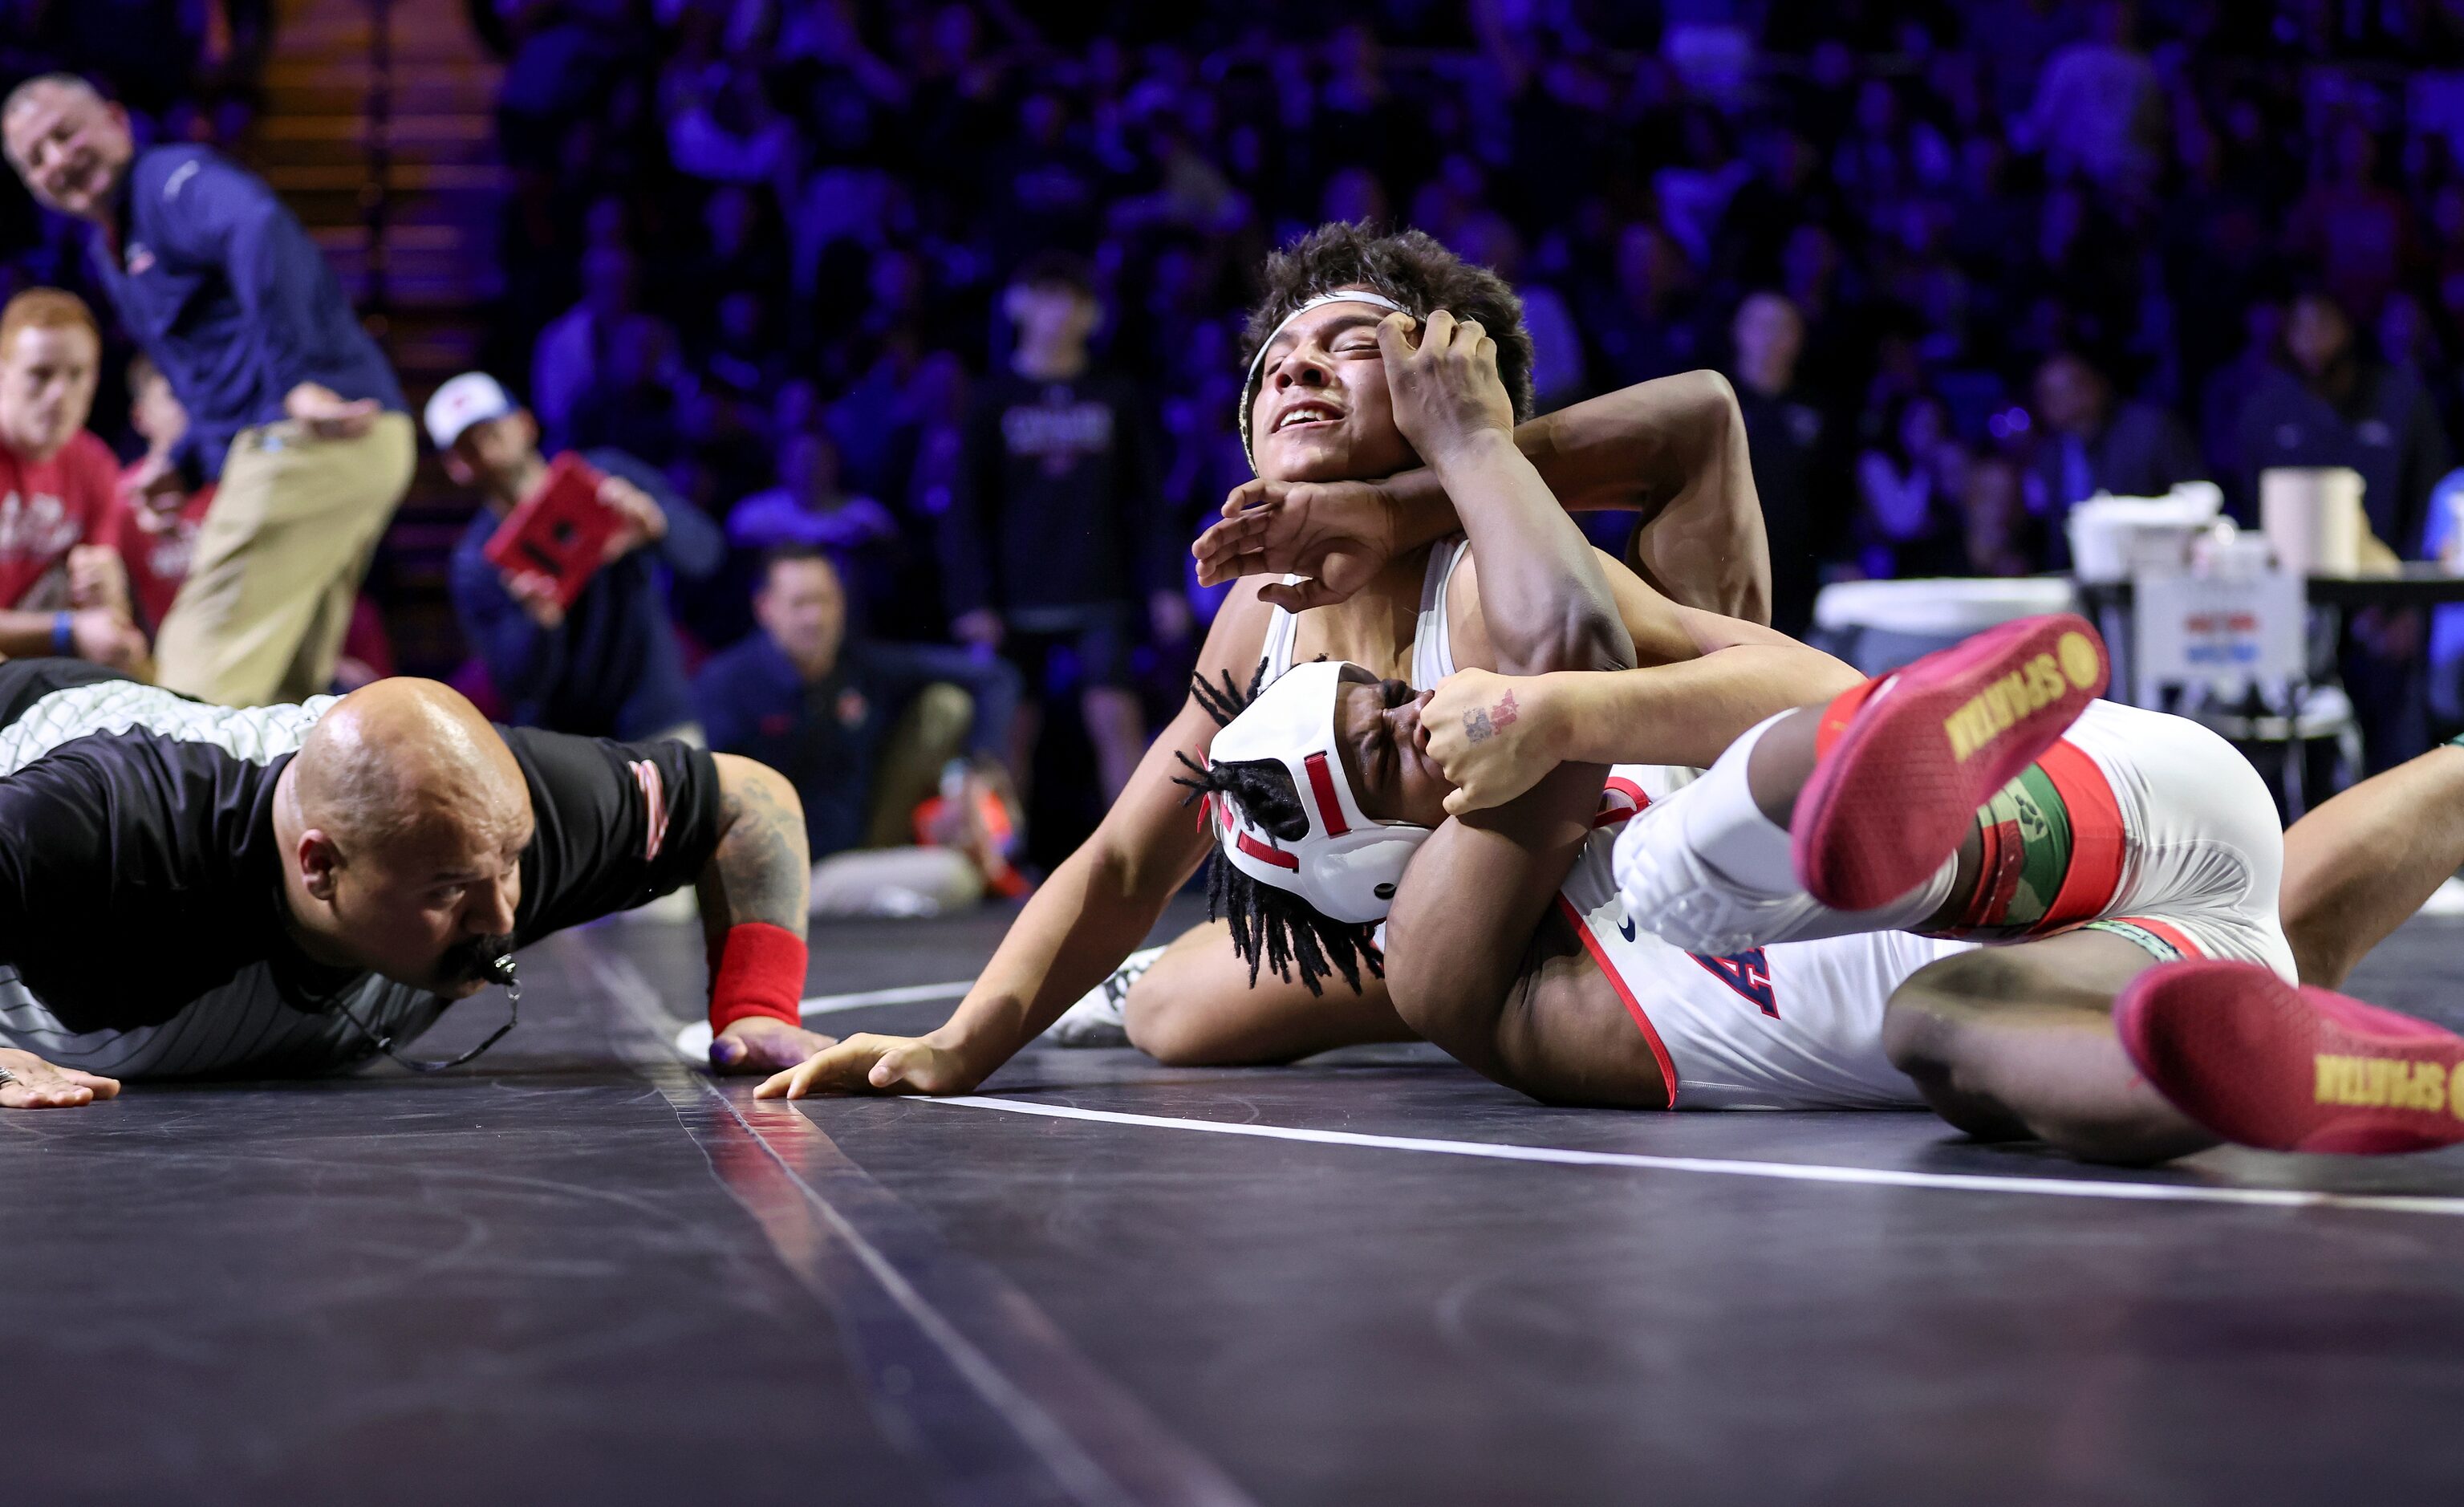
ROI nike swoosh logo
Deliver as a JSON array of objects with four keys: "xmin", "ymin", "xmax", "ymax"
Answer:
[{"xmin": 1618, "ymin": 915, "xmax": 1637, "ymax": 943}]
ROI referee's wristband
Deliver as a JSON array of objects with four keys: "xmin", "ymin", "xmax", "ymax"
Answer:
[
  {"xmin": 708, "ymin": 920, "xmax": 807, "ymax": 1034},
  {"xmin": 51, "ymin": 611, "xmax": 71, "ymax": 656}
]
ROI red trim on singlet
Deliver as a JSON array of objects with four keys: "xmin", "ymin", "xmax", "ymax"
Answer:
[
  {"xmin": 2036, "ymin": 739, "xmax": 2126, "ymax": 928},
  {"xmin": 1553, "ymin": 894, "xmax": 1678, "ymax": 1110},
  {"xmin": 1303, "ymin": 751, "xmax": 1350, "ymax": 836},
  {"xmin": 1592, "ymin": 776, "xmax": 1652, "ymax": 828},
  {"xmin": 2115, "ymin": 916, "xmax": 2205, "ymax": 960},
  {"xmin": 1235, "ymin": 831, "xmax": 1299, "ymax": 870}
]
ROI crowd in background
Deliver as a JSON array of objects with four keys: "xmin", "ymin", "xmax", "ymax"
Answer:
[
  {"xmin": 469, "ymin": 0, "xmax": 2464, "ymax": 640},
  {"xmin": 16, "ymin": 0, "xmax": 2464, "ymax": 867}
]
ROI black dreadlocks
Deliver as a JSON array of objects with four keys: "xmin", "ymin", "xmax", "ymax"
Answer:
[{"xmin": 1171, "ymin": 661, "xmax": 1385, "ymax": 997}]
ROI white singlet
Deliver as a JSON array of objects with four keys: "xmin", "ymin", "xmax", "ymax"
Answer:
[{"xmin": 1258, "ymin": 539, "xmax": 1953, "ymax": 1111}]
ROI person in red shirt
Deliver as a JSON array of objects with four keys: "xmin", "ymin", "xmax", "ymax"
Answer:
[{"xmin": 0, "ymin": 287, "xmax": 144, "ymax": 668}]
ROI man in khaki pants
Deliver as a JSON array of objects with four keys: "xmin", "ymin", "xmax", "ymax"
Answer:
[{"xmin": 2, "ymin": 74, "xmax": 412, "ymax": 705}]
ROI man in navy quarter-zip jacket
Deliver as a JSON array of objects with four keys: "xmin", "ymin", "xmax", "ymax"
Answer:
[{"xmin": 1, "ymin": 72, "xmax": 414, "ymax": 709}]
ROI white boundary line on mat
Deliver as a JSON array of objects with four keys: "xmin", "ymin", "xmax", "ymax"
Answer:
[{"xmin": 928, "ymin": 1096, "xmax": 2464, "ymax": 1218}]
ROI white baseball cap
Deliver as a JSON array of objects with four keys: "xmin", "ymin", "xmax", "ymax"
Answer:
[{"xmin": 424, "ymin": 372, "xmax": 517, "ymax": 451}]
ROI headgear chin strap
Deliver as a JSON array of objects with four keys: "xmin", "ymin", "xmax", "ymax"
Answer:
[
  {"xmin": 1208, "ymin": 660, "xmax": 1431, "ymax": 924},
  {"xmin": 1237, "ymin": 290, "xmax": 1411, "ymax": 473}
]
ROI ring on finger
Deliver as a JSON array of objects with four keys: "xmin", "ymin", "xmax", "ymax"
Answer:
[{"xmin": 0, "ymin": 1065, "xmax": 17, "ymax": 1087}]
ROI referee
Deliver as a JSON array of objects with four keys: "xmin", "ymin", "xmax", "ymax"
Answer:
[
  {"xmin": 2, "ymin": 74, "xmax": 414, "ymax": 709},
  {"xmin": 0, "ymin": 660, "xmax": 831, "ymax": 1107}
]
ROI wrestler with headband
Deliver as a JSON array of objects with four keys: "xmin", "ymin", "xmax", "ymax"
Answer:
[
  {"xmin": 770, "ymin": 223, "xmax": 2464, "ymax": 1162},
  {"xmin": 759, "ymin": 221, "xmax": 1841, "ymax": 1101}
]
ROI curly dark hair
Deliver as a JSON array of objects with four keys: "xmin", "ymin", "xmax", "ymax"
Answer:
[
  {"xmin": 1241, "ymin": 220, "xmax": 1536, "ymax": 424},
  {"xmin": 1171, "ymin": 661, "xmax": 1385, "ymax": 997}
]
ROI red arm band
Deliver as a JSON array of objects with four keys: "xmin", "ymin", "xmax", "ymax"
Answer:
[{"xmin": 708, "ymin": 920, "xmax": 806, "ymax": 1033}]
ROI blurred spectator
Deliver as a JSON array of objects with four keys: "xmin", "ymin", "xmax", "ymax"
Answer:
[
  {"xmin": 2026, "ymin": 349, "xmax": 2206, "ymax": 563},
  {"xmin": 729, "ymin": 429, "xmax": 898, "ymax": 607},
  {"xmin": 432, "ymin": 372, "xmax": 722, "ymax": 742},
  {"xmin": 1961, "ymin": 456, "xmax": 2039, "ymax": 578},
  {"xmin": 2234, "ymin": 290, "xmax": 2449, "ymax": 554},
  {"xmin": 663, "ymin": 53, "xmax": 797, "ymax": 190},
  {"xmin": 2017, "ymin": 0, "xmax": 2162, "ymax": 204},
  {"xmin": 88, "ymin": 347, "xmax": 392, "ymax": 689},
  {"xmin": 940, "ymin": 253, "xmax": 1175, "ymax": 804},
  {"xmin": 95, "ymin": 351, "xmax": 213, "ymax": 633},
  {"xmin": 0, "ymin": 287, "xmax": 144, "ymax": 668},
  {"xmin": 2235, "ymin": 288, "xmax": 2451, "ymax": 770},
  {"xmin": 566, "ymin": 316, "xmax": 684, "ymax": 467},
  {"xmin": 2289, "ymin": 120, "xmax": 2414, "ymax": 327},
  {"xmin": 1854, "ymin": 393, "xmax": 1971, "ymax": 579},
  {"xmin": 6, "ymin": 75, "xmax": 412, "ymax": 709},
  {"xmin": 1585, "ymin": 222, "xmax": 1711, "ymax": 389},
  {"xmin": 695, "ymin": 546, "xmax": 1024, "ymax": 916},
  {"xmin": 531, "ymin": 246, "xmax": 656, "ymax": 449},
  {"xmin": 2201, "ymin": 299, "xmax": 2285, "ymax": 493},
  {"xmin": 1727, "ymin": 291, "xmax": 1846, "ymax": 637},
  {"xmin": 1456, "ymin": 214, "xmax": 1584, "ymax": 412}
]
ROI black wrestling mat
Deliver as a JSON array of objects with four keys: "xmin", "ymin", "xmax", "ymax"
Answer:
[{"xmin": 7, "ymin": 902, "xmax": 2462, "ymax": 1505}]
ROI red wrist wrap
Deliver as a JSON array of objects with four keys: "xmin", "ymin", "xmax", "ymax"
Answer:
[{"xmin": 709, "ymin": 921, "xmax": 806, "ymax": 1033}]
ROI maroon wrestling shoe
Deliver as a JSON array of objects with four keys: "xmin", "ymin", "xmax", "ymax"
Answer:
[
  {"xmin": 1792, "ymin": 614, "xmax": 2109, "ymax": 911},
  {"xmin": 2116, "ymin": 960, "xmax": 2464, "ymax": 1156}
]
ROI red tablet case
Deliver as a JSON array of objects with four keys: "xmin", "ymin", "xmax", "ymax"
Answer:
[{"xmin": 482, "ymin": 452, "xmax": 618, "ymax": 611}]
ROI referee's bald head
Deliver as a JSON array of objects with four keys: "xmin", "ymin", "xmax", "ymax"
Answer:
[{"xmin": 294, "ymin": 680, "xmax": 530, "ymax": 859}]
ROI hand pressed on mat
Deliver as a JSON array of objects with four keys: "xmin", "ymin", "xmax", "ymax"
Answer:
[
  {"xmin": 0, "ymin": 1047, "xmax": 120, "ymax": 1109},
  {"xmin": 755, "ymin": 1032, "xmax": 982, "ymax": 1099}
]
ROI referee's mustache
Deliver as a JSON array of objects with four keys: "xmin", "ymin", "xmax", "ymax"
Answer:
[{"xmin": 441, "ymin": 935, "xmax": 517, "ymax": 988}]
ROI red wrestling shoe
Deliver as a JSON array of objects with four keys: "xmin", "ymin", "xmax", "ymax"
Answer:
[
  {"xmin": 1792, "ymin": 613, "xmax": 2108, "ymax": 911},
  {"xmin": 2116, "ymin": 960, "xmax": 2464, "ymax": 1155}
]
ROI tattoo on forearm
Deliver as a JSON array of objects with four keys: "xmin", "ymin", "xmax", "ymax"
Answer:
[{"xmin": 705, "ymin": 776, "xmax": 808, "ymax": 938}]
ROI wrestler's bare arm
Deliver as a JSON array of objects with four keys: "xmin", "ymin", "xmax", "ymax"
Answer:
[
  {"xmin": 1367, "ymin": 310, "xmax": 1650, "ymax": 1095},
  {"xmin": 1427, "ymin": 575, "xmax": 1864, "ymax": 814},
  {"xmin": 1198, "ymin": 370, "xmax": 1769, "ymax": 621},
  {"xmin": 1398, "ymin": 368, "xmax": 1767, "ymax": 619},
  {"xmin": 757, "ymin": 583, "xmax": 1277, "ymax": 1099}
]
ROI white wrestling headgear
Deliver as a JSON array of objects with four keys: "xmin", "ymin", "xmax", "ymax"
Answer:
[
  {"xmin": 1206, "ymin": 660, "xmax": 1432, "ymax": 925},
  {"xmin": 1237, "ymin": 290, "xmax": 1412, "ymax": 473}
]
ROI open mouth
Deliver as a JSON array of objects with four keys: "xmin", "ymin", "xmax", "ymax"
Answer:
[{"xmin": 1274, "ymin": 402, "xmax": 1344, "ymax": 433}]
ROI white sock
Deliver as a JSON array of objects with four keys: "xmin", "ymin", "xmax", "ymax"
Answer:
[
  {"xmin": 1678, "ymin": 712, "xmax": 1802, "ymax": 893},
  {"xmin": 1673, "ymin": 709, "xmax": 1959, "ymax": 929}
]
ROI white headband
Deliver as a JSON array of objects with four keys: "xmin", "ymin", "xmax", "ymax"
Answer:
[{"xmin": 1237, "ymin": 290, "xmax": 1411, "ymax": 472}]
